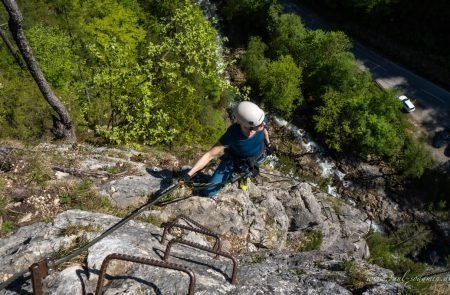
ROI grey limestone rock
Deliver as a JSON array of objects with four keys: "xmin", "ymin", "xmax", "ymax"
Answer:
[{"xmin": 0, "ymin": 211, "xmax": 406, "ymax": 295}]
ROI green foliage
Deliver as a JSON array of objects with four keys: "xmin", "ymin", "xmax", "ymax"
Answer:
[
  {"xmin": 366, "ymin": 228, "xmax": 431, "ymax": 294},
  {"xmin": 1, "ymin": 220, "xmax": 14, "ymax": 234},
  {"xmin": 366, "ymin": 224, "xmax": 431, "ymax": 281},
  {"xmin": 82, "ymin": 1, "xmax": 146, "ymax": 51},
  {"xmin": 0, "ymin": 73, "xmax": 53, "ymax": 139},
  {"xmin": 342, "ymin": 260, "xmax": 371, "ymax": 290},
  {"xmin": 242, "ymin": 38, "xmax": 303, "ymax": 118},
  {"xmin": 260, "ymin": 55, "xmax": 303, "ymax": 118},
  {"xmin": 274, "ymin": 154, "xmax": 297, "ymax": 175},
  {"xmin": 294, "ymin": 229, "xmax": 323, "ymax": 252},
  {"xmin": 411, "ymin": 164, "xmax": 450, "ymax": 219},
  {"xmin": 231, "ymin": 6, "xmax": 430, "ymax": 177},
  {"xmin": 388, "ymin": 224, "xmax": 432, "ymax": 256},
  {"xmin": 84, "ymin": 0, "xmax": 229, "ymax": 145},
  {"xmin": 26, "ymin": 25, "xmax": 76, "ymax": 89},
  {"xmin": 103, "ymin": 162, "xmax": 130, "ymax": 175},
  {"xmin": 138, "ymin": 214, "xmax": 162, "ymax": 227},
  {"xmin": 314, "ymin": 87, "xmax": 361, "ymax": 152},
  {"xmin": 267, "ymin": 13, "xmax": 307, "ymax": 58},
  {"xmin": 59, "ymin": 193, "xmax": 72, "ymax": 205},
  {"xmin": 1, "ymin": 0, "xmax": 231, "ymax": 146},
  {"xmin": 0, "ymin": 194, "xmax": 9, "ymax": 217},
  {"xmin": 295, "ymin": 30, "xmax": 352, "ymax": 75},
  {"xmin": 313, "ymin": 0, "xmax": 450, "ymax": 90},
  {"xmin": 392, "ymin": 136, "xmax": 434, "ymax": 178},
  {"xmin": 57, "ymin": 178, "xmax": 112, "ymax": 211},
  {"xmin": 250, "ymin": 255, "xmax": 266, "ymax": 264},
  {"xmin": 313, "ymin": 84, "xmax": 431, "ymax": 178},
  {"xmin": 222, "ymin": 0, "xmax": 281, "ymax": 44},
  {"xmin": 27, "ymin": 157, "xmax": 51, "ymax": 187},
  {"xmin": 241, "ymin": 37, "xmax": 269, "ymax": 85}
]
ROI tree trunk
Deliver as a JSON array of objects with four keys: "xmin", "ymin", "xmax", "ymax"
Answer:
[
  {"xmin": 0, "ymin": 146, "xmax": 12, "ymax": 172},
  {"xmin": 1, "ymin": 0, "xmax": 76, "ymax": 141},
  {"xmin": 0, "ymin": 26, "xmax": 24, "ymax": 68}
]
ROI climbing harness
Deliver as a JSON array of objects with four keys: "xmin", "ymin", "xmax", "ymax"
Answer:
[{"xmin": 183, "ymin": 150, "xmax": 268, "ymax": 197}]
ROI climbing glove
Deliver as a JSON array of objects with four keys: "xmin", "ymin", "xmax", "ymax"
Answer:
[
  {"xmin": 265, "ymin": 143, "xmax": 273, "ymax": 156},
  {"xmin": 179, "ymin": 170, "xmax": 192, "ymax": 183}
]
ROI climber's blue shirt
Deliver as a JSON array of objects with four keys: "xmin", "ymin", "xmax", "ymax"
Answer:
[{"xmin": 219, "ymin": 122, "xmax": 266, "ymax": 158}]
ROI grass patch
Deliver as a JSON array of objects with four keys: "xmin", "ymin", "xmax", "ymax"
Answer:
[
  {"xmin": 324, "ymin": 195, "xmax": 344, "ymax": 215},
  {"xmin": 55, "ymin": 179, "xmax": 126, "ymax": 216},
  {"xmin": 0, "ymin": 194, "xmax": 9, "ymax": 217},
  {"xmin": 251, "ymin": 255, "xmax": 266, "ymax": 264},
  {"xmin": 287, "ymin": 229, "xmax": 323, "ymax": 252},
  {"xmin": 341, "ymin": 260, "xmax": 371, "ymax": 290},
  {"xmin": 27, "ymin": 156, "xmax": 51, "ymax": 187},
  {"xmin": 427, "ymin": 200, "xmax": 449, "ymax": 220},
  {"xmin": 103, "ymin": 149, "xmax": 128, "ymax": 159},
  {"xmin": 290, "ymin": 269, "xmax": 305, "ymax": 276},
  {"xmin": 51, "ymin": 236, "xmax": 89, "ymax": 270},
  {"xmin": 1, "ymin": 220, "xmax": 14, "ymax": 234},
  {"xmin": 60, "ymin": 223, "xmax": 101, "ymax": 236},
  {"xmin": 103, "ymin": 161, "xmax": 132, "ymax": 175},
  {"xmin": 275, "ymin": 154, "xmax": 298, "ymax": 175},
  {"xmin": 138, "ymin": 214, "xmax": 163, "ymax": 227},
  {"xmin": 298, "ymin": 229, "xmax": 323, "ymax": 252}
]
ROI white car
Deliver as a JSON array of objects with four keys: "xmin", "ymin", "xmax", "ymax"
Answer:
[{"xmin": 398, "ymin": 95, "xmax": 415, "ymax": 112}]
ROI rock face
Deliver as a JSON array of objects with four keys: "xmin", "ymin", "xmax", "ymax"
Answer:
[
  {"xmin": 0, "ymin": 143, "xmax": 408, "ymax": 294},
  {"xmin": 150, "ymin": 177, "xmax": 371, "ymax": 259},
  {"xmin": 0, "ymin": 210, "xmax": 405, "ymax": 295}
]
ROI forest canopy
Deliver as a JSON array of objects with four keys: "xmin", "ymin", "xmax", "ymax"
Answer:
[
  {"xmin": 0, "ymin": 0, "xmax": 434, "ymax": 177},
  {"xmin": 220, "ymin": 0, "xmax": 433, "ymax": 177},
  {"xmin": 0, "ymin": 0, "xmax": 231, "ymax": 145}
]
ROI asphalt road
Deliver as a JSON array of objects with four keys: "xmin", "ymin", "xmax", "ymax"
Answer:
[{"xmin": 280, "ymin": 0, "xmax": 450, "ymax": 161}]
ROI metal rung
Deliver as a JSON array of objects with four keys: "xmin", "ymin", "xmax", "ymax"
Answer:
[
  {"xmin": 95, "ymin": 253, "xmax": 196, "ymax": 295},
  {"xmin": 29, "ymin": 257, "xmax": 55, "ymax": 295},
  {"xmin": 161, "ymin": 214, "xmax": 222, "ymax": 251},
  {"xmin": 163, "ymin": 238, "xmax": 238, "ymax": 284}
]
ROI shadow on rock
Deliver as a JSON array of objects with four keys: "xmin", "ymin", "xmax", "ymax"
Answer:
[
  {"xmin": 444, "ymin": 145, "xmax": 450, "ymax": 157},
  {"xmin": 145, "ymin": 168, "xmax": 174, "ymax": 190}
]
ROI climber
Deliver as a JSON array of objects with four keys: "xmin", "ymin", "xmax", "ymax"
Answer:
[{"xmin": 184, "ymin": 101, "xmax": 272, "ymax": 198}]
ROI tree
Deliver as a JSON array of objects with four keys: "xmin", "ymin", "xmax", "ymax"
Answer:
[
  {"xmin": 267, "ymin": 13, "xmax": 307, "ymax": 59},
  {"xmin": 1, "ymin": 0, "xmax": 75, "ymax": 141},
  {"xmin": 392, "ymin": 136, "xmax": 434, "ymax": 178},
  {"xmin": 260, "ymin": 55, "xmax": 303, "ymax": 118},
  {"xmin": 222, "ymin": 0, "xmax": 281, "ymax": 45},
  {"xmin": 26, "ymin": 25, "xmax": 76, "ymax": 89},
  {"xmin": 314, "ymin": 86, "xmax": 402, "ymax": 156},
  {"xmin": 88, "ymin": 0, "xmax": 229, "ymax": 145},
  {"xmin": 314, "ymin": 88, "xmax": 354, "ymax": 152},
  {"xmin": 241, "ymin": 37, "xmax": 269, "ymax": 85},
  {"xmin": 0, "ymin": 26, "xmax": 23, "ymax": 68}
]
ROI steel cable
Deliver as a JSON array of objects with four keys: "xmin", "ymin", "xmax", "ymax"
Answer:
[
  {"xmin": 0, "ymin": 166, "xmax": 253, "ymax": 291},
  {"xmin": 0, "ymin": 181, "xmax": 180, "ymax": 291}
]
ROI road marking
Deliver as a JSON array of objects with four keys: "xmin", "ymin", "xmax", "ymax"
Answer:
[{"xmin": 420, "ymin": 88, "xmax": 445, "ymax": 103}]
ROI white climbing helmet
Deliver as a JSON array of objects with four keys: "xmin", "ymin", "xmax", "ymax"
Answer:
[{"xmin": 234, "ymin": 101, "xmax": 265, "ymax": 128}]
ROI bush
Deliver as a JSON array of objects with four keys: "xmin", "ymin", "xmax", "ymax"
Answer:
[
  {"xmin": 366, "ymin": 225, "xmax": 432, "ymax": 293},
  {"xmin": 260, "ymin": 55, "xmax": 303, "ymax": 118},
  {"xmin": 222, "ymin": 0, "xmax": 281, "ymax": 45},
  {"xmin": 297, "ymin": 229, "xmax": 323, "ymax": 252}
]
